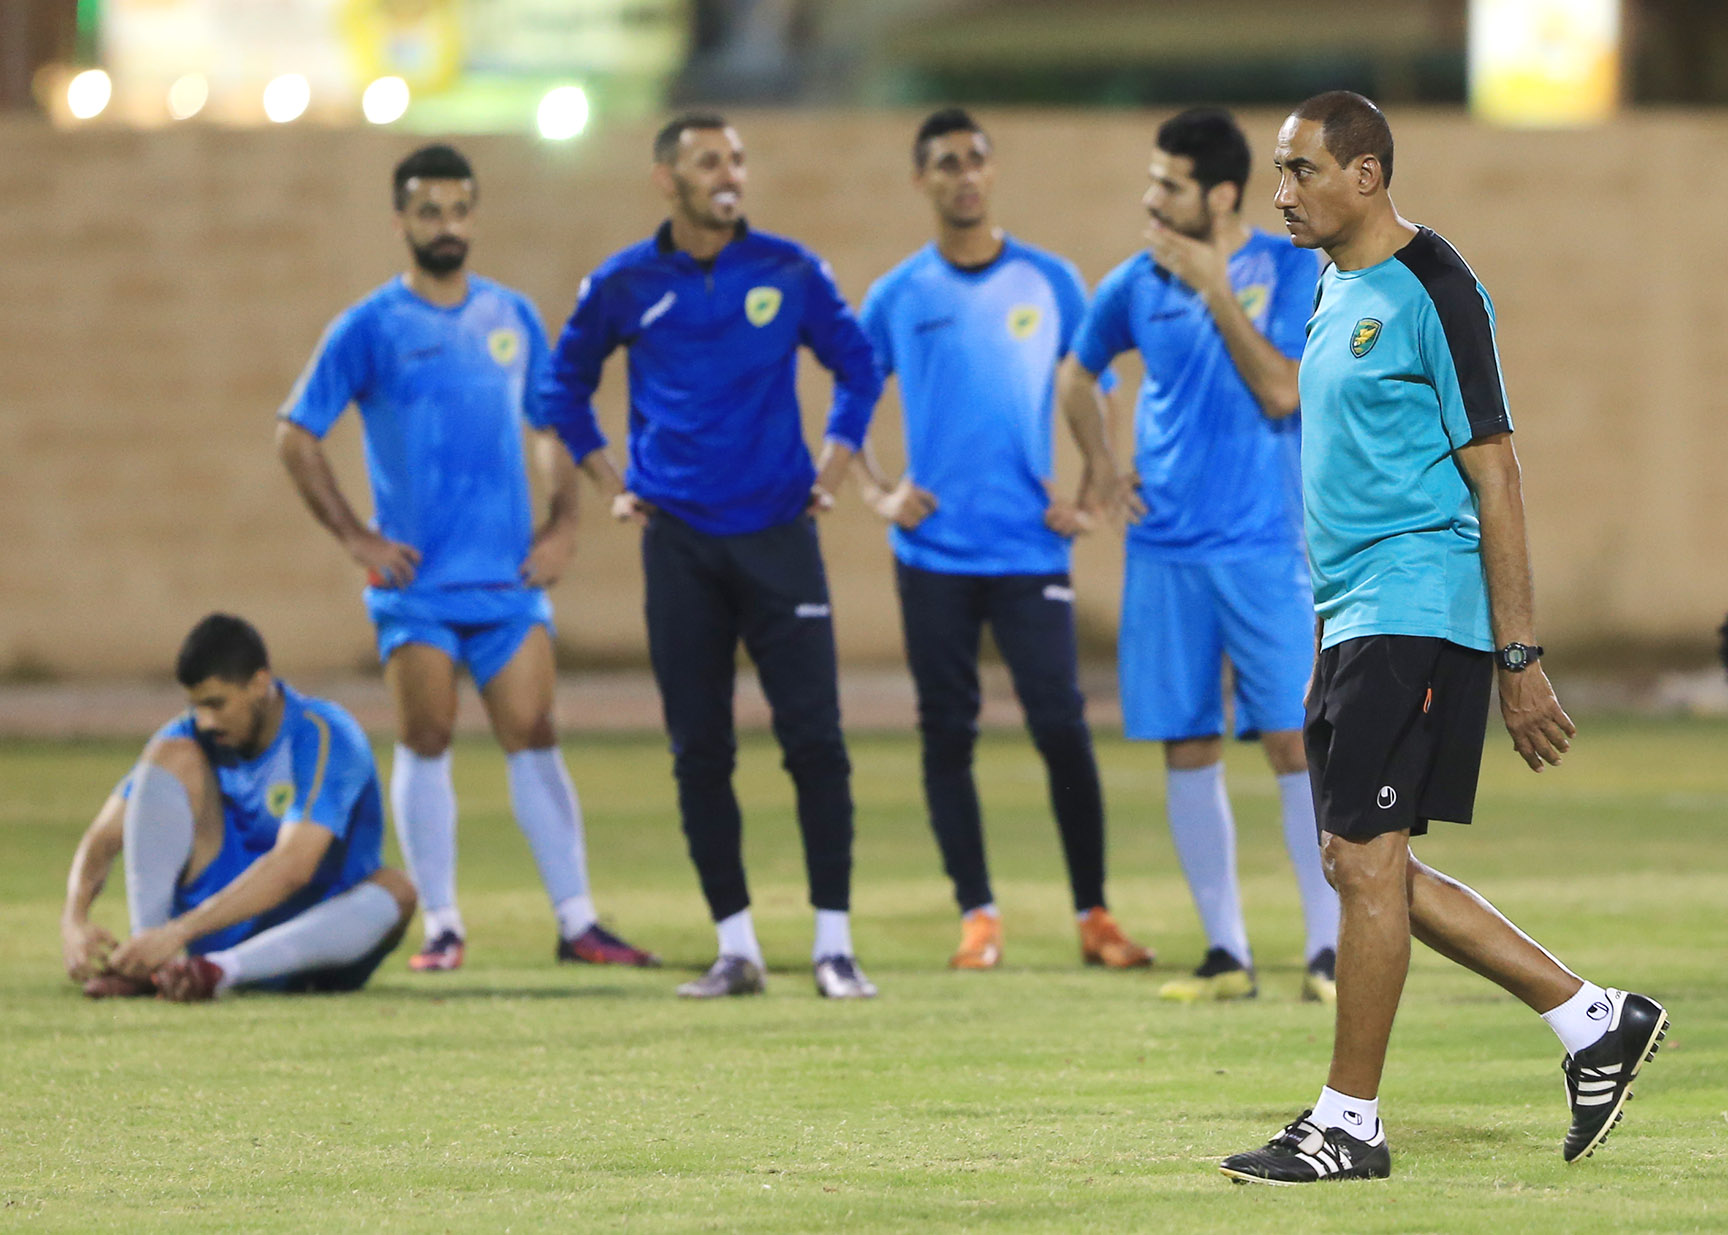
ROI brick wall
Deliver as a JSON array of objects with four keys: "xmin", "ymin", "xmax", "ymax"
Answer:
[{"xmin": 3, "ymin": 109, "xmax": 1725, "ymax": 678}]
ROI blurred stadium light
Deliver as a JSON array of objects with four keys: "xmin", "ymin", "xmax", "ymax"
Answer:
[{"xmin": 1470, "ymin": 0, "xmax": 1621, "ymax": 125}]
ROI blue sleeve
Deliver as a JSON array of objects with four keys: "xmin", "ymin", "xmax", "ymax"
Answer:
[
  {"xmin": 858, "ymin": 278, "xmax": 895, "ymax": 382},
  {"xmin": 541, "ymin": 273, "xmax": 617, "ymax": 462},
  {"xmin": 279, "ymin": 307, "xmax": 374, "ymax": 438},
  {"xmin": 1071, "ymin": 262, "xmax": 1135, "ymax": 376},
  {"xmin": 516, "ymin": 295, "xmax": 555, "ymax": 431},
  {"xmin": 1267, "ymin": 246, "xmax": 1323, "ymax": 361},
  {"xmin": 283, "ymin": 708, "xmax": 375, "ymax": 840},
  {"xmin": 799, "ymin": 257, "xmax": 884, "ymax": 450}
]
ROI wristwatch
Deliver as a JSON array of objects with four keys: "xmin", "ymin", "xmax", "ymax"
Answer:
[{"xmin": 1497, "ymin": 642, "xmax": 1543, "ymax": 672}]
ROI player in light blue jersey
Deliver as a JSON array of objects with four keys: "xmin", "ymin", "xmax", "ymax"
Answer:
[
  {"xmin": 62, "ymin": 615, "xmax": 417, "ymax": 1000},
  {"xmin": 277, "ymin": 145, "xmax": 655, "ymax": 973},
  {"xmin": 1219, "ymin": 91, "xmax": 1664, "ymax": 1187},
  {"xmin": 857, "ymin": 108, "xmax": 1152, "ymax": 972},
  {"xmin": 1060, "ymin": 109, "xmax": 1338, "ymax": 1004}
]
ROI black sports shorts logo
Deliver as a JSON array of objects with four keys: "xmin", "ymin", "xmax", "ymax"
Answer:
[{"xmin": 1376, "ymin": 785, "xmax": 1397, "ymax": 809}]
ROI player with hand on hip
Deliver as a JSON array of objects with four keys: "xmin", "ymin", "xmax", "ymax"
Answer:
[
  {"xmin": 542, "ymin": 115, "xmax": 884, "ymax": 999},
  {"xmin": 858, "ymin": 108, "xmax": 1152, "ymax": 972},
  {"xmin": 276, "ymin": 144, "xmax": 655, "ymax": 974}
]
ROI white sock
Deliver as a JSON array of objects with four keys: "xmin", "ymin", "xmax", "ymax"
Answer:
[
  {"xmin": 1542, "ymin": 981, "xmax": 1616, "ymax": 1055},
  {"xmin": 970, "ymin": 903, "xmax": 999, "ymax": 920},
  {"xmin": 421, "ymin": 904, "xmax": 465, "ymax": 941},
  {"xmin": 122, "ymin": 763, "xmax": 196, "ymax": 934},
  {"xmin": 1277, "ymin": 770, "xmax": 1340, "ymax": 961},
  {"xmin": 391, "ymin": 745, "xmax": 458, "ymax": 940},
  {"xmin": 1311, "ymin": 1085, "xmax": 1380, "ymax": 1139},
  {"xmin": 205, "ymin": 882, "xmax": 401, "ymax": 990},
  {"xmin": 716, "ymin": 908, "xmax": 764, "ymax": 967},
  {"xmin": 506, "ymin": 747, "xmax": 592, "ymax": 910},
  {"xmin": 813, "ymin": 909, "xmax": 853, "ymax": 961},
  {"xmin": 554, "ymin": 895, "xmax": 597, "ymax": 940},
  {"xmin": 1166, "ymin": 763, "xmax": 1251, "ymax": 965}
]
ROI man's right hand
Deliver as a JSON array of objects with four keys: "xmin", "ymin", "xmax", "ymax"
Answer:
[
  {"xmin": 872, "ymin": 479, "xmax": 938, "ymax": 531},
  {"xmin": 610, "ymin": 491, "xmax": 652, "ymax": 526},
  {"xmin": 1082, "ymin": 470, "xmax": 1147, "ymax": 526},
  {"xmin": 62, "ymin": 919, "xmax": 117, "ymax": 982},
  {"xmin": 343, "ymin": 529, "xmax": 421, "ymax": 588}
]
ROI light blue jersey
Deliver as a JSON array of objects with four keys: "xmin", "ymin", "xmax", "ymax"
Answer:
[
  {"xmin": 859, "ymin": 237, "xmax": 1088, "ymax": 576},
  {"xmin": 144, "ymin": 683, "xmax": 385, "ymax": 951},
  {"xmin": 1072, "ymin": 231, "xmax": 1319, "ymax": 561},
  {"xmin": 1300, "ymin": 227, "xmax": 1512, "ymax": 652},
  {"xmin": 281, "ymin": 274, "xmax": 553, "ymax": 625}
]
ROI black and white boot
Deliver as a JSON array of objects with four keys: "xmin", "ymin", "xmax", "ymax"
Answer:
[
  {"xmin": 1219, "ymin": 1111, "xmax": 1391, "ymax": 1185},
  {"xmin": 1562, "ymin": 988, "xmax": 1669, "ymax": 1162}
]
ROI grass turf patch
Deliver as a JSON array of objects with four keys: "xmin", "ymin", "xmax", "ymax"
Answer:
[{"xmin": 2, "ymin": 719, "xmax": 1725, "ymax": 1232}]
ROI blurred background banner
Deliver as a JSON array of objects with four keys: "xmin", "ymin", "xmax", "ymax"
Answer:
[{"xmin": 1469, "ymin": 0, "xmax": 1621, "ymax": 126}]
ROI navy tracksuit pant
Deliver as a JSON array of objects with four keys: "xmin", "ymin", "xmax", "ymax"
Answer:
[
  {"xmin": 643, "ymin": 511, "xmax": 853, "ymax": 922},
  {"xmin": 894, "ymin": 561, "xmax": 1108, "ymax": 915}
]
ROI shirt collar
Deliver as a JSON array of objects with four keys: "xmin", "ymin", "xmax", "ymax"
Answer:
[{"xmin": 654, "ymin": 218, "xmax": 749, "ymax": 258}]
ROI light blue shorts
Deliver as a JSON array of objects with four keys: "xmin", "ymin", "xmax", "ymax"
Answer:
[
  {"xmin": 1119, "ymin": 549, "xmax": 1313, "ymax": 742},
  {"xmin": 367, "ymin": 586, "xmax": 554, "ymax": 689}
]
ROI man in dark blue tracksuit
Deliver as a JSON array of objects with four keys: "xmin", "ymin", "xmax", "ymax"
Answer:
[{"xmin": 543, "ymin": 113, "xmax": 884, "ymax": 999}]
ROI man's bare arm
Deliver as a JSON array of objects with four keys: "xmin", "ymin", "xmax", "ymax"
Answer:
[
  {"xmin": 521, "ymin": 429, "xmax": 583, "ymax": 587},
  {"xmin": 275, "ymin": 421, "xmax": 421, "ymax": 586},
  {"xmin": 1201, "ymin": 284, "xmax": 1301, "ymax": 420},
  {"xmin": 1057, "ymin": 356, "xmax": 1143, "ymax": 521},
  {"xmin": 61, "ymin": 794, "xmax": 126, "ymax": 980},
  {"xmin": 1455, "ymin": 432, "xmax": 1576, "ymax": 772}
]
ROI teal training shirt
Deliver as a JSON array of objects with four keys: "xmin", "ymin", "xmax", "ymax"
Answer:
[{"xmin": 1300, "ymin": 227, "xmax": 1512, "ymax": 652}]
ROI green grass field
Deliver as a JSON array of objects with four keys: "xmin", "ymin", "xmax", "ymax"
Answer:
[{"xmin": 3, "ymin": 719, "xmax": 1725, "ymax": 1232}]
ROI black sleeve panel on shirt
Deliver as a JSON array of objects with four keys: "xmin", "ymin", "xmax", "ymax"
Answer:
[{"xmin": 1395, "ymin": 230, "xmax": 1511, "ymax": 439}]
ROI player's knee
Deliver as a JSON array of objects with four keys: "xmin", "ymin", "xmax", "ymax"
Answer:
[
  {"xmin": 498, "ymin": 712, "xmax": 556, "ymax": 754},
  {"xmin": 140, "ymin": 736, "xmax": 210, "ymax": 787},
  {"xmin": 1321, "ymin": 833, "xmax": 1400, "ymax": 900},
  {"xmin": 780, "ymin": 735, "xmax": 850, "ymax": 781},
  {"xmin": 399, "ymin": 722, "xmax": 454, "ymax": 758},
  {"xmin": 370, "ymin": 868, "xmax": 418, "ymax": 919},
  {"xmin": 673, "ymin": 746, "xmax": 736, "ymax": 784},
  {"xmin": 919, "ymin": 722, "xmax": 976, "ymax": 770}
]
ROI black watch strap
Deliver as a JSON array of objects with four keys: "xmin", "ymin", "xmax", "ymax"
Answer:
[{"xmin": 1497, "ymin": 642, "xmax": 1544, "ymax": 672}]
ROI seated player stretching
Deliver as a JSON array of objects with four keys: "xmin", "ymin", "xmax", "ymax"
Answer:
[{"xmin": 61, "ymin": 614, "xmax": 417, "ymax": 1001}]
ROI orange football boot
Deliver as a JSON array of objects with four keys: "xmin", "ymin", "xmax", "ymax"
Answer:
[
  {"xmin": 949, "ymin": 907, "xmax": 1003, "ymax": 969},
  {"xmin": 1079, "ymin": 907, "xmax": 1154, "ymax": 969}
]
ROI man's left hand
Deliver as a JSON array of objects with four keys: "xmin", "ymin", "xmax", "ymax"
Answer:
[
  {"xmin": 1498, "ymin": 664, "xmax": 1576, "ymax": 772},
  {"xmin": 1146, "ymin": 218, "xmax": 1230, "ymax": 300},
  {"xmin": 109, "ymin": 921, "xmax": 191, "ymax": 980},
  {"xmin": 521, "ymin": 520, "xmax": 579, "ymax": 588}
]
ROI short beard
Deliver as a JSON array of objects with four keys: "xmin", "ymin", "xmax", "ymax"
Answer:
[{"xmin": 411, "ymin": 237, "xmax": 468, "ymax": 276}]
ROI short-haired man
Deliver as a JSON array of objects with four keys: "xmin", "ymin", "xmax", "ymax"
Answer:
[
  {"xmin": 858, "ymin": 108, "xmax": 1152, "ymax": 971},
  {"xmin": 543, "ymin": 114, "xmax": 885, "ymax": 998},
  {"xmin": 277, "ymin": 144, "xmax": 654, "ymax": 973},
  {"xmin": 61, "ymin": 614, "xmax": 416, "ymax": 1000},
  {"xmin": 1220, "ymin": 91, "xmax": 1666, "ymax": 1184},
  {"xmin": 1058, "ymin": 108, "xmax": 1339, "ymax": 1003}
]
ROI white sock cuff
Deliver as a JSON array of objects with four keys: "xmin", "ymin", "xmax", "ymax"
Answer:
[
  {"xmin": 1542, "ymin": 981, "xmax": 1614, "ymax": 1055},
  {"xmin": 1166, "ymin": 762, "xmax": 1226, "ymax": 791},
  {"xmin": 1312, "ymin": 1085, "xmax": 1379, "ymax": 1138},
  {"xmin": 393, "ymin": 744, "xmax": 453, "ymax": 773}
]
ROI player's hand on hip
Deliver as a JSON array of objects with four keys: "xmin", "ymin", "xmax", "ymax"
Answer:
[
  {"xmin": 1042, "ymin": 481, "xmax": 1095, "ymax": 539},
  {"xmin": 345, "ymin": 529, "xmax": 420, "ymax": 589},
  {"xmin": 610, "ymin": 491, "xmax": 651, "ymax": 526},
  {"xmin": 1498, "ymin": 665, "xmax": 1576, "ymax": 772},
  {"xmin": 872, "ymin": 479, "xmax": 938, "ymax": 530},
  {"xmin": 521, "ymin": 520, "xmax": 578, "ymax": 588},
  {"xmin": 109, "ymin": 922, "xmax": 190, "ymax": 980},
  {"xmin": 62, "ymin": 920, "xmax": 117, "ymax": 981}
]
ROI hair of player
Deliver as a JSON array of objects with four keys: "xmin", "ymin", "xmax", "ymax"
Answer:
[
  {"xmin": 1155, "ymin": 107, "xmax": 1251, "ymax": 209},
  {"xmin": 653, "ymin": 112, "xmax": 732, "ymax": 165},
  {"xmin": 1290, "ymin": 90, "xmax": 1395, "ymax": 187},
  {"xmin": 392, "ymin": 144, "xmax": 476, "ymax": 211},
  {"xmin": 175, "ymin": 613, "xmax": 270, "ymax": 688},
  {"xmin": 913, "ymin": 107, "xmax": 988, "ymax": 169}
]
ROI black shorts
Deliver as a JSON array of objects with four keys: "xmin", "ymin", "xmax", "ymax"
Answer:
[{"xmin": 1304, "ymin": 635, "xmax": 1493, "ymax": 840}]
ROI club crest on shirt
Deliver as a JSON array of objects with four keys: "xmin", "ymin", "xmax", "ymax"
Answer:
[
  {"xmin": 1007, "ymin": 304, "xmax": 1041, "ymax": 340},
  {"xmin": 745, "ymin": 286, "xmax": 782, "ymax": 327},
  {"xmin": 488, "ymin": 328, "xmax": 521, "ymax": 366},
  {"xmin": 1235, "ymin": 284, "xmax": 1269, "ymax": 320},
  {"xmin": 266, "ymin": 782, "xmax": 294, "ymax": 818},
  {"xmin": 1350, "ymin": 318, "xmax": 1383, "ymax": 358}
]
